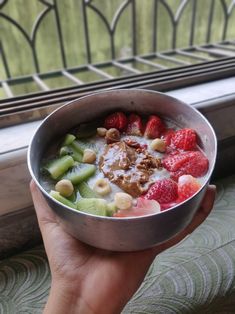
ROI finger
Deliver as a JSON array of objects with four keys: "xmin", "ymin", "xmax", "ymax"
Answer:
[
  {"xmin": 30, "ymin": 180, "xmax": 71, "ymax": 262},
  {"xmin": 30, "ymin": 180, "xmax": 58, "ymax": 233},
  {"xmin": 184, "ymin": 184, "xmax": 216, "ymax": 234},
  {"xmin": 30, "ymin": 180, "xmax": 90, "ymax": 258}
]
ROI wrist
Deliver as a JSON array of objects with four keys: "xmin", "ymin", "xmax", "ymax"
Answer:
[
  {"xmin": 44, "ymin": 279, "xmax": 124, "ymax": 314},
  {"xmin": 44, "ymin": 280, "xmax": 94, "ymax": 314}
]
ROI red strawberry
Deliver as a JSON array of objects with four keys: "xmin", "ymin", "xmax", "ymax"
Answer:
[
  {"xmin": 162, "ymin": 151, "xmax": 192, "ymax": 172},
  {"xmin": 170, "ymin": 151, "xmax": 209, "ymax": 180},
  {"xmin": 144, "ymin": 115, "xmax": 165, "ymax": 139},
  {"xmin": 104, "ymin": 112, "xmax": 127, "ymax": 131},
  {"xmin": 178, "ymin": 175, "xmax": 201, "ymax": 202},
  {"xmin": 171, "ymin": 128, "xmax": 197, "ymax": 150},
  {"xmin": 161, "ymin": 128, "xmax": 175, "ymax": 146},
  {"xmin": 126, "ymin": 113, "xmax": 143, "ymax": 136},
  {"xmin": 143, "ymin": 178, "xmax": 178, "ymax": 204},
  {"xmin": 163, "ymin": 150, "xmax": 209, "ymax": 180}
]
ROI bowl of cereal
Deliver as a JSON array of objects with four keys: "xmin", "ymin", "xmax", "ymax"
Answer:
[{"xmin": 28, "ymin": 89, "xmax": 217, "ymax": 251}]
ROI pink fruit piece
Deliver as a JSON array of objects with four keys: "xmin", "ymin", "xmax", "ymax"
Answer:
[
  {"xmin": 126, "ymin": 113, "xmax": 143, "ymax": 136},
  {"xmin": 144, "ymin": 115, "xmax": 165, "ymax": 139},
  {"xmin": 114, "ymin": 198, "xmax": 160, "ymax": 217},
  {"xmin": 178, "ymin": 175, "xmax": 202, "ymax": 202},
  {"xmin": 104, "ymin": 112, "xmax": 128, "ymax": 131},
  {"xmin": 143, "ymin": 178, "xmax": 178, "ymax": 204},
  {"xmin": 160, "ymin": 201, "xmax": 179, "ymax": 211},
  {"xmin": 171, "ymin": 128, "xmax": 197, "ymax": 151}
]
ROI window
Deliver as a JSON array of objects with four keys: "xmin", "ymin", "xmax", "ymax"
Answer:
[{"xmin": 0, "ymin": 0, "xmax": 235, "ymax": 127}]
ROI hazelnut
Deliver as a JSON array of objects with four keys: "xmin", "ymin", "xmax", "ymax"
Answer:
[
  {"xmin": 82, "ymin": 149, "xmax": 96, "ymax": 164},
  {"xmin": 55, "ymin": 179, "xmax": 74, "ymax": 197},
  {"xmin": 93, "ymin": 178, "xmax": 111, "ymax": 196},
  {"xmin": 114, "ymin": 192, "xmax": 133, "ymax": 210},
  {"xmin": 105, "ymin": 128, "xmax": 120, "ymax": 144},
  {"xmin": 150, "ymin": 138, "xmax": 166, "ymax": 152},
  {"xmin": 97, "ymin": 127, "xmax": 107, "ymax": 137}
]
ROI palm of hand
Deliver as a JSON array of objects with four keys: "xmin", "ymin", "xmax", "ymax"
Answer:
[
  {"xmin": 34, "ymin": 187, "xmax": 159, "ymax": 312},
  {"xmin": 43, "ymin": 211, "xmax": 158, "ymax": 307}
]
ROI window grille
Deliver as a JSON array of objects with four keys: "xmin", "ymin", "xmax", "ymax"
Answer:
[{"xmin": 0, "ymin": 0, "xmax": 235, "ymax": 126}]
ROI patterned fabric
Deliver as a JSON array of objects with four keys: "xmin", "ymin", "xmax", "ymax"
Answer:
[{"xmin": 0, "ymin": 175, "xmax": 235, "ymax": 314}]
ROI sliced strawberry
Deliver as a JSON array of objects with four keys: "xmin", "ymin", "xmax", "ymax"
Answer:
[
  {"xmin": 170, "ymin": 151, "xmax": 209, "ymax": 180},
  {"xmin": 163, "ymin": 150, "xmax": 209, "ymax": 180},
  {"xmin": 144, "ymin": 115, "xmax": 165, "ymax": 139},
  {"xmin": 162, "ymin": 151, "xmax": 192, "ymax": 172},
  {"xmin": 178, "ymin": 175, "xmax": 201, "ymax": 202},
  {"xmin": 161, "ymin": 128, "xmax": 175, "ymax": 146},
  {"xmin": 114, "ymin": 198, "xmax": 160, "ymax": 217},
  {"xmin": 143, "ymin": 178, "xmax": 178, "ymax": 204},
  {"xmin": 171, "ymin": 128, "xmax": 197, "ymax": 150},
  {"xmin": 104, "ymin": 112, "xmax": 128, "ymax": 131},
  {"xmin": 126, "ymin": 113, "xmax": 143, "ymax": 136}
]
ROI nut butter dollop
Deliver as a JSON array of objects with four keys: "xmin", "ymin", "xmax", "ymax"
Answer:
[{"xmin": 99, "ymin": 141, "xmax": 161, "ymax": 197}]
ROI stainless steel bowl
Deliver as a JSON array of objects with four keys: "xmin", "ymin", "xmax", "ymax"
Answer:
[{"xmin": 27, "ymin": 89, "xmax": 217, "ymax": 251}]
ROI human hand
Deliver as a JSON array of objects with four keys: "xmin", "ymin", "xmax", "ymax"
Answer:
[{"xmin": 30, "ymin": 181, "xmax": 216, "ymax": 314}]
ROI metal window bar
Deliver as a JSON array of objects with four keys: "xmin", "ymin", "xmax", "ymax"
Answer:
[
  {"xmin": 0, "ymin": 0, "xmax": 234, "ymax": 77},
  {"xmin": 0, "ymin": 0, "xmax": 234, "ymax": 125},
  {"xmin": 112, "ymin": 61, "xmax": 141, "ymax": 74},
  {"xmin": 30, "ymin": 1, "xmax": 54, "ymax": 73},
  {"xmin": 131, "ymin": 0, "xmax": 137, "ymax": 56},
  {"xmin": 32, "ymin": 74, "xmax": 50, "ymax": 91},
  {"xmin": 196, "ymin": 45, "xmax": 235, "ymax": 58},
  {"xmin": 0, "ymin": 40, "xmax": 235, "ymax": 102},
  {"xmin": 87, "ymin": 65, "xmax": 114, "ymax": 79},
  {"xmin": 2, "ymin": 55, "xmax": 235, "ymax": 111},
  {"xmin": 53, "ymin": 0, "xmax": 67, "ymax": 68},
  {"xmin": 0, "ymin": 41, "xmax": 10, "ymax": 79},
  {"xmin": 214, "ymin": 43, "xmax": 235, "ymax": 52},
  {"xmin": 189, "ymin": 0, "xmax": 197, "ymax": 46},
  {"xmin": 152, "ymin": 0, "xmax": 158, "ymax": 52},
  {"xmin": 175, "ymin": 49, "xmax": 212, "ymax": 62},
  {"xmin": 82, "ymin": 0, "xmax": 91, "ymax": 64},
  {"xmin": 207, "ymin": 0, "xmax": 215, "ymax": 43},
  {"xmin": 156, "ymin": 52, "xmax": 191, "ymax": 65},
  {"xmin": 134, "ymin": 57, "xmax": 167, "ymax": 70},
  {"xmin": 61, "ymin": 71, "xmax": 84, "ymax": 85},
  {"xmin": 1, "ymin": 61, "xmax": 235, "ymax": 127},
  {"xmin": 1, "ymin": 82, "xmax": 13, "ymax": 98}
]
